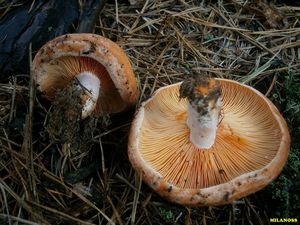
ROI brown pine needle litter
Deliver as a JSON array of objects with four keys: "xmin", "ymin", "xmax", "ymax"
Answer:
[{"xmin": 1, "ymin": 0, "xmax": 300, "ymax": 224}]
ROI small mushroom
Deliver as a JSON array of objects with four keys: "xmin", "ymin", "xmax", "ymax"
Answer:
[
  {"xmin": 33, "ymin": 33, "xmax": 138, "ymax": 118},
  {"xmin": 128, "ymin": 75, "xmax": 290, "ymax": 206}
]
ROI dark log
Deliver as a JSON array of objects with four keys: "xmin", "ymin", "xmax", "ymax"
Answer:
[{"xmin": 0, "ymin": 0, "xmax": 106, "ymax": 78}]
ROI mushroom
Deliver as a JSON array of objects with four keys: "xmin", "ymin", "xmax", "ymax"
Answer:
[
  {"xmin": 33, "ymin": 33, "xmax": 138, "ymax": 118},
  {"xmin": 128, "ymin": 75, "xmax": 290, "ymax": 206}
]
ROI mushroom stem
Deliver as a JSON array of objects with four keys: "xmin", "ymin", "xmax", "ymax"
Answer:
[
  {"xmin": 186, "ymin": 98, "xmax": 221, "ymax": 149},
  {"xmin": 180, "ymin": 76, "xmax": 222, "ymax": 149},
  {"xmin": 76, "ymin": 71, "xmax": 100, "ymax": 118}
]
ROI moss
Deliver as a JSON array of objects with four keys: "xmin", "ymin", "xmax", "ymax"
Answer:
[{"xmin": 159, "ymin": 207, "xmax": 174, "ymax": 221}]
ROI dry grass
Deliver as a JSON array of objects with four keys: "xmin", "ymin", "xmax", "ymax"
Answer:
[{"xmin": 1, "ymin": 0, "xmax": 300, "ymax": 224}]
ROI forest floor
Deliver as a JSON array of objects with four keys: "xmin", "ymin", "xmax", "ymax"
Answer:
[{"xmin": 1, "ymin": 1, "xmax": 300, "ymax": 224}]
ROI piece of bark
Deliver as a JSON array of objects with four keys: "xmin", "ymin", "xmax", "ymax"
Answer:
[{"xmin": 76, "ymin": 0, "xmax": 106, "ymax": 33}]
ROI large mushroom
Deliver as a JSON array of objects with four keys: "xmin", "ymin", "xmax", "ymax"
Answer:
[
  {"xmin": 128, "ymin": 75, "xmax": 290, "ymax": 206},
  {"xmin": 33, "ymin": 33, "xmax": 138, "ymax": 118}
]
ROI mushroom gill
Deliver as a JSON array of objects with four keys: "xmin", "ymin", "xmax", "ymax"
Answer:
[{"xmin": 138, "ymin": 80, "xmax": 282, "ymax": 189}]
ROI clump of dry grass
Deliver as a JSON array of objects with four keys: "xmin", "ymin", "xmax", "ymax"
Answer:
[{"xmin": 1, "ymin": 0, "xmax": 300, "ymax": 224}]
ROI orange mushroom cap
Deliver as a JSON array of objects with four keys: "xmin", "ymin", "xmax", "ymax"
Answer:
[
  {"xmin": 33, "ymin": 33, "xmax": 138, "ymax": 117},
  {"xmin": 128, "ymin": 78, "xmax": 290, "ymax": 206}
]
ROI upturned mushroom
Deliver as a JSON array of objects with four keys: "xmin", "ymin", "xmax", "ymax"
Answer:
[
  {"xmin": 128, "ymin": 75, "xmax": 290, "ymax": 206},
  {"xmin": 33, "ymin": 33, "xmax": 138, "ymax": 118}
]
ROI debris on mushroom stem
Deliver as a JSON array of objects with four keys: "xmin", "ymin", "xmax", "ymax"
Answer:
[
  {"xmin": 52, "ymin": 71, "xmax": 101, "ymax": 119},
  {"xmin": 45, "ymin": 83, "xmax": 95, "ymax": 169},
  {"xmin": 179, "ymin": 75, "xmax": 222, "ymax": 149},
  {"xmin": 51, "ymin": 80, "xmax": 84, "ymax": 120}
]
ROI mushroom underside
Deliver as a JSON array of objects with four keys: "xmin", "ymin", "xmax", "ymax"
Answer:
[
  {"xmin": 135, "ymin": 81, "xmax": 284, "ymax": 189},
  {"xmin": 38, "ymin": 56, "xmax": 127, "ymax": 114}
]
